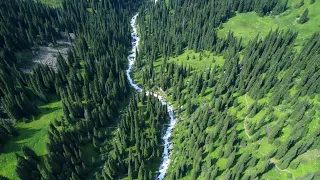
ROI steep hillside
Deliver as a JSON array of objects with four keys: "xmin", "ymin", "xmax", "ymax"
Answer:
[
  {"xmin": 134, "ymin": 0, "xmax": 320, "ymax": 179},
  {"xmin": 0, "ymin": 0, "xmax": 144, "ymax": 179},
  {"xmin": 1, "ymin": 0, "xmax": 320, "ymax": 179},
  {"xmin": 218, "ymin": 0, "xmax": 320, "ymax": 46}
]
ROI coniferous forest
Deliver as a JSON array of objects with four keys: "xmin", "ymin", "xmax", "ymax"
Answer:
[{"xmin": 1, "ymin": 0, "xmax": 320, "ymax": 179}]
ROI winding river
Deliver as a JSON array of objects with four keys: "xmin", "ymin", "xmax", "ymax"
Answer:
[{"xmin": 126, "ymin": 13, "xmax": 176, "ymax": 180}]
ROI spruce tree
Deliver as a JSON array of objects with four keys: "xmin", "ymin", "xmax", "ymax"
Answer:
[{"xmin": 298, "ymin": 8, "xmax": 309, "ymax": 24}]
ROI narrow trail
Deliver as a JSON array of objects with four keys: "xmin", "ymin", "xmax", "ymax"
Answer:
[
  {"xmin": 244, "ymin": 94, "xmax": 265, "ymax": 156},
  {"xmin": 244, "ymin": 94, "xmax": 252, "ymax": 139},
  {"xmin": 126, "ymin": 12, "xmax": 176, "ymax": 180},
  {"xmin": 244, "ymin": 95, "xmax": 294, "ymax": 180},
  {"xmin": 270, "ymin": 158, "xmax": 296, "ymax": 180}
]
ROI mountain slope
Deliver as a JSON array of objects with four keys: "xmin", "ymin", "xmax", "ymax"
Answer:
[{"xmin": 134, "ymin": 0, "xmax": 320, "ymax": 179}]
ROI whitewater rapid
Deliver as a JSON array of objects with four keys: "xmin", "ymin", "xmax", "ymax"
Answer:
[{"xmin": 126, "ymin": 14, "xmax": 176, "ymax": 180}]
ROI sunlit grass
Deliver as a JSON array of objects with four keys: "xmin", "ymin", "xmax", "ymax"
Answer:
[
  {"xmin": 0, "ymin": 100, "xmax": 62, "ymax": 179},
  {"xmin": 218, "ymin": 0, "xmax": 320, "ymax": 46}
]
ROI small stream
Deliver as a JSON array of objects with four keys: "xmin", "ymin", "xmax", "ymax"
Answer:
[{"xmin": 126, "ymin": 13, "xmax": 176, "ymax": 180}]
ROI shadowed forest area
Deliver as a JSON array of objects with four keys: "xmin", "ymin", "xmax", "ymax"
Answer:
[
  {"xmin": 134, "ymin": 0, "xmax": 320, "ymax": 179},
  {"xmin": 1, "ymin": 0, "xmax": 320, "ymax": 179}
]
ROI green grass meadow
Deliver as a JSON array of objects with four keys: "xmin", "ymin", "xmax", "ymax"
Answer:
[
  {"xmin": 155, "ymin": 49, "xmax": 225, "ymax": 70},
  {"xmin": 218, "ymin": 0, "xmax": 320, "ymax": 46},
  {"xmin": 0, "ymin": 101, "xmax": 62, "ymax": 179},
  {"xmin": 39, "ymin": 0, "xmax": 61, "ymax": 7},
  {"xmin": 132, "ymin": 2, "xmax": 320, "ymax": 175},
  {"xmin": 2, "ymin": 0, "xmax": 319, "ymax": 179}
]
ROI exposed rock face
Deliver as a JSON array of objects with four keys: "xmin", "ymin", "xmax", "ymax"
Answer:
[{"xmin": 20, "ymin": 33, "xmax": 74, "ymax": 73}]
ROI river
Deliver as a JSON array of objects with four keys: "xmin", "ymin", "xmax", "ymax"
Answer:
[{"xmin": 126, "ymin": 12, "xmax": 176, "ymax": 180}]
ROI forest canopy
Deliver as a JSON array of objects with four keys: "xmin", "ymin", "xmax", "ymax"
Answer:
[{"xmin": 1, "ymin": 0, "xmax": 320, "ymax": 179}]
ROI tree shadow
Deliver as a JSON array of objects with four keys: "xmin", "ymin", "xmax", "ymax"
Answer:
[
  {"xmin": 237, "ymin": 129, "xmax": 244, "ymax": 135},
  {"xmin": 203, "ymin": 151, "xmax": 209, "ymax": 159},
  {"xmin": 37, "ymin": 106, "xmax": 61, "ymax": 115},
  {"xmin": 1, "ymin": 105, "xmax": 61, "ymax": 155},
  {"xmin": 203, "ymin": 90, "xmax": 212, "ymax": 97},
  {"xmin": 263, "ymin": 163, "xmax": 277, "ymax": 177},
  {"xmin": 34, "ymin": 93, "xmax": 61, "ymax": 106},
  {"xmin": 2, "ymin": 128, "xmax": 41, "ymax": 155},
  {"xmin": 23, "ymin": 106, "xmax": 61, "ymax": 123}
]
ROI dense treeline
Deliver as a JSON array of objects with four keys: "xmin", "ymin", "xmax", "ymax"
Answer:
[
  {"xmin": 0, "ymin": 0, "xmax": 162, "ymax": 179},
  {"xmin": 15, "ymin": 146, "xmax": 41, "ymax": 179},
  {"xmin": 0, "ymin": 0, "xmax": 62, "ymax": 152},
  {"xmin": 21, "ymin": 0, "xmax": 143, "ymax": 178},
  {"xmin": 138, "ymin": 29, "xmax": 320, "ymax": 179},
  {"xmin": 137, "ymin": 0, "xmax": 287, "ymax": 64},
  {"xmin": 0, "ymin": 119, "xmax": 17, "ymax": 151},
  {"xmin": 0, "ymin": 0, "xmax": 61, "ymax": 65},
  {"xmin": 0, "ymin": 61, "xmax": 46, "ymax": 148},
  {"xmin": 3, "ymin": 0, "xmax": 319, "ymax": 179},
  {"xmin": 98, "ymin": 93, "xmax": 168, "ymax": 179},
  {"xmin": 136, "ymin": 0, "xmax": 320, "ymax": 179}
]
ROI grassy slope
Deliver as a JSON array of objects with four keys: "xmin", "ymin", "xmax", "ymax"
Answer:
[
  {"xmin": 214, "ymin": 1, "xmax": 320, "ymax": 178},
  {"xmin": 132, "ymin": 5, "xmax": 320, "ymax": 176},
  {"xmin": 39, "ymin": 0, "xmax": 61, "ymax": 7},
  {"xmin": 133, "ymin": 50, "xmax": 220, "ymax": 179},
  {"xmin": 0, "ymin": 1, "xmax": 85, "ymax": 179},
  {"xmin": 133, "ymin": 49, "xmax": 224, "ymax": 86},
  {"xmin": 218, "ymin": 0, "xmax": 320, "ymax": 46},
  {"xmin": 0, "ymin": 101, "xmax": 62, "ymax": 179},
  {"xmin": 0, "ymin": 1, "xmax": 63, "ymax": 179},
  {"xmin": 155, "ymin": 49, "xmax": 224, "ymax": 70},
  {"xmin": 151, "ymin": 53, "xmax": 320, "ymax": 179}
]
